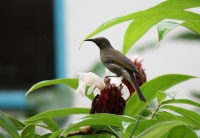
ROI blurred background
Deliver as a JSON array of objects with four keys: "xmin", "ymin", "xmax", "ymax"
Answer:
[{"xmin": 0, "ymin": 0, "xmax": 200, "ymax": 129}]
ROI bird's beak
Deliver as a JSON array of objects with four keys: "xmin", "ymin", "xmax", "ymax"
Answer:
[{"xmin": 84, "ymin": 39, "xmax": 94, "ymax": 42}]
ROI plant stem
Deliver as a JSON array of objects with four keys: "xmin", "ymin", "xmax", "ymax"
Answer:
[
  {"xmin": 151, "ymin": 104, "xmax": 160, "ymax": 119},
  {"xmin": 129, "ymin": 109, "xmax": 145, "ymax": 138}
]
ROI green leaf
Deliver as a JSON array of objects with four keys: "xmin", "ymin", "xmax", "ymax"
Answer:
[
  {"xmin": 6, "ymin": 114, "xmax": 25, "ymax": 130},
  {"xmin": 124, "ymin": 74, "xmax": 196, "ymax": 116},
  {"xmin": 82, "ymin": 134, "xmax": 111, "ymax": 138},
  {"xmin": 0, "ymin": 110, "xmax": 20, "ymax": 138},
  {"xmin": 155, "ymin": 111, "xmax": 177, "ymax": 121},
  {"xmin": 161, "ymin": 99, "xmax": 200, "ymax": 109},
  {"xmin": 25, "ymin": 117, "xmax": 58, "ymax": 132},
  {"xmin": 57, "ymin": 115, "xmax": 161, "ymax": 138},
  {"xmin": 150, "ymin": 0, "xmax": 200, "ymax": 10},
  {"xmin": 166, "ymin": 92, "xmax": 177, "ymax": 99},
  {"xmin": 34, "ymin": 134, "xmax": 40, "ymax": 138},
  {"xmin": 176, "ymin": 116, "xmax": 200, "ymax": 130},
  {"xmin": 108, "ymin": 126, "xmax": 122, "ymax": 138},
  {"xmin": 168, "ymin": 125, "xmax": 198, "ymax": 138},
  {"xmin": 49, "ymin": 129, "xmax": 65, "ymax": 138},
  {"xmin": 25, "ymin": 78, "xmax": 78, "ymax": 95},
  {"xmin": 181, "ymin": 21, "xmax": 200, "ymax": 35},
  {"xmin": 21, "ymin": 124, "xmax": 35, "ymax": 138},
  {"xmin": 161, "ymin": 105, "xmax": 200, "ymax": 128},
  {"xmin": 81, "ymin": 0, "xmax": 200, "ymax": 49},
  {"xmin": 123, "ymin": 119, "xmax": 186, "ymax": 137},
  {"xmin": 60, "ymin": 114, "xmax": 136, "ymax": 137},
  {"xmin": 142, "ymin": 108, "xmax": 152, "ymax": 117},
  {"xmin": 156, "ymin": 111, "xmax": 200, "ymax": 129},
  {"xmin": 122, "ymin": 9, "xmax": 200, "ymax": 54},
  {"xmin": 24, "ymin": 108, "xmax": 90, "ymax": 124},
  {"xmin": 136, "ymin": 121, "xmax": 184, "ymax": 138},
  {"xmin": 123, "ymin": 18, "xmax": 161, "ymax": 54},
  {"xmin": 37, "ymin": 134, "xmax": 51, "ymax": 138},
  {"xmin": 83, "ymin": 125, "xmax": 122, "ymax": 138},
  {"xmin": 156, "ymin": 90, "xmax": 167, "ymax": 105},
  {"xmin": 156, "ymin": 21, "xmax": 179, "ymax": 46},
  {"xmin": 25, "ymin": 78, "xmax": 94, "ymax": 101},
  {"xmin": 125, "ymin": 120, "xmax": 160, "ymax": 137},
  {"xmin": 155, "ymin": 20, "xmax": 200, "ymax": 48}
]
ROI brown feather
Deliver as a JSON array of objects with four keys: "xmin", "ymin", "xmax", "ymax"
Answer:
[{"xmin": 102, "ymin": 50, "xmax": 140, "ymax": 75}]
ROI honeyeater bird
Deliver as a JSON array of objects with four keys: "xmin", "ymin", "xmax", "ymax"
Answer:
[{"xmin": 85, "ymin": 37, "xmax": 146, "ymax": 102}]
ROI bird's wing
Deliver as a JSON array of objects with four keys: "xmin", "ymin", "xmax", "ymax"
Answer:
[{"xmin": 102, "ymin": 51, "xmax": 140, "ymax": 74}]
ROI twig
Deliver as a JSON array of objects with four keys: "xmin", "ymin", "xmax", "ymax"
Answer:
[{"xmin": 67, "ymin": 130, "xmax": 92, "ymax": 137}]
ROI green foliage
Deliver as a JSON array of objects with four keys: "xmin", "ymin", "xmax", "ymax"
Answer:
[
  {"xmin": 124, "ymin": 74, "xmax": 196, "ymax": 116},
  {"xmin": 168, "ymin": 126, "xmax": 198, "ymax": 138},
  {"xmin": 25, "ymin": 78, "xmax": 78, "ymax": 95},
  {"xmin": 156, "ymin": 21, "xmax": 179, "ymax": 46},
  {"xmin": 161, "ymin": 105, "xmax": 200, "ymax": 127},
  {"xmin": 136, "ymin": 121, "xmax": 184, "ymax": 138},
  {"xmin": 21, "ymin": 124, "xmax": 35, "ymax": 138},
  {"xmin": 182, "ymin": 21, "xmax": 200, "ymax": 35},
  {"xmin": 156, "ymin": 90, "xmax": 167, "ymax": 105},
  {"xmin": 0, "ymin": 111, "xmax": 20, "ymax": 138},
  {"xmin": 1, "ymin": 74, "xmax": 199, "ymax": 137},
  {"xmin": 24, "ymin": 108, "xmax": 90, "ymax": 123},
  {"xmin": 1, "ymin": 0, "xmax": 200, "ymax": 138},
  {"xmin": 80, "ymin": 0, "xmax": 200, "ymax": 54},
  {"xmin": 25, "ymin": 117, "xmax": 58, "ymax": 132},
  {"xmin": 6, "ymin": 114, "xmax": 25, "ymax": 130}
]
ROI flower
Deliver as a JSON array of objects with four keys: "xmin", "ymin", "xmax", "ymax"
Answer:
[
  {"xmin": 75, "ymin": 55, "xmax": 146, "ymax": 115},
  {"xmin": 90, "ymin": 77, "xmax": 126, "ymax": 115},
  {"xmin": 131, "ymin": 55, "xmax": 146, "ymax": 85},
  {"xmin": 75, "ymin": 72, "xmax": 105, "ymax": 97},
  {"xmin": 122, "ymin": 55, "xmax": 146, "ymax": 100},
  {"xmin": 75, "ymin": 72, "xmax": 126, "ymax": 115}
]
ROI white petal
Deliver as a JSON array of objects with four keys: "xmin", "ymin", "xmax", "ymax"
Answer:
[
  {"xmin": 77, "ymin": 72, "xmax": 105, "ymax": 90},
  {"xmin": 75, "ymin": 72, "xmax": 105, "ymax": 97},
  {"xmin": 87, "ymin": 84, "xmax": 95, "ymax": 95},
  {"xmin": 93, "ymin": 88, "xmax": 100, "ymax": 96},
  {"xmin": 95, "ymin": 81, "xmax": 105, "ymax": 90},
  {"xmin": 75, "ymin": 81, "xmax": 86, "ymax": 97}
]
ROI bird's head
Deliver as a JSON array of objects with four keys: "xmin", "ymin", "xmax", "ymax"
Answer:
[{"xmin": 85, "ymin": 37, "xmax": 112, "ymax": 50}]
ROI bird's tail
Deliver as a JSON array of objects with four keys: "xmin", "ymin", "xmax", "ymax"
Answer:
[{"xmin": 129, "ymin": 72, "xmax": 146, "ymax": 102}]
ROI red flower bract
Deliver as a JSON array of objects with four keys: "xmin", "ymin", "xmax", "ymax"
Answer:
[{"xmin": 90, "ymin": 77, "xmax": 126, "ymax": 115}]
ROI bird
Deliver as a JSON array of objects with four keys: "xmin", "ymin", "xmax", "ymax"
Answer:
[{"xmin": 84, "ymin": 37, "xmax": 146, "ymax": 102}]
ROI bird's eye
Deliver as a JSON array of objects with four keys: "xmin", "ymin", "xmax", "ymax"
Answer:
[{"xmin": 98, "ymin": 40, "xmax": 103, "ymax": 46}]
